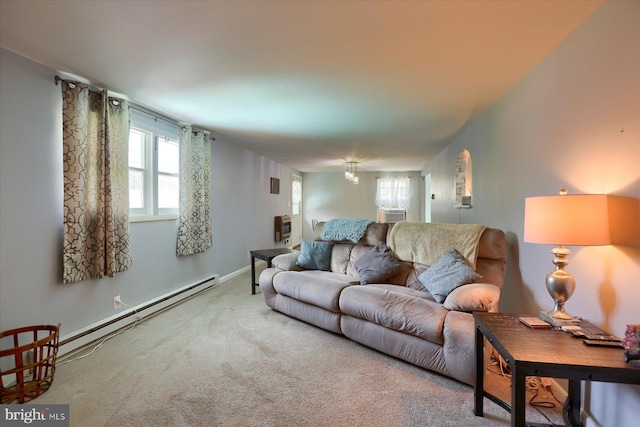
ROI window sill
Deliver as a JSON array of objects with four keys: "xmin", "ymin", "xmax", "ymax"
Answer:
[{"xmin": 130, "ymin": 214, "xmax": 178, "ymax": 223}]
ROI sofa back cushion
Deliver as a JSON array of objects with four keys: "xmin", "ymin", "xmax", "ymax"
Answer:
[
  {"xmin": 330, "ymin": 243, "xmax": 371, "ymax": 276},
  {"xmin": 475, "ymin": 228, "xmax": 508, "ymax": 289},
  {"xmin": 315, "ymin": 221, "xmax": 390, "ymax": 276},
  {"xmin": 389, "ymin": 261, "xmax": 427, "ymax": 290},
  {"xmin": 383, "ymin": 226, "xmax": 507, "ymax": 290},
  {"xmin": 388, "ymin": 222, "xmax": 507, "ymax": 290},
  {"xmin": 313, "ymin": 220, "xmax": 507, "ymax": 290},
  {"xmin": 314, "ymin": 222, "xmax": 389, "ymax": 246},
  {"xmin": 388, "ymin": 222, "xmax": 486, "ymax": 269}
]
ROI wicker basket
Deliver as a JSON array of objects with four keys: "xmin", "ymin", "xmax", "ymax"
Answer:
[{"xmin": 1, "ymin": 324, "xmax": 60, "ymax": 404}]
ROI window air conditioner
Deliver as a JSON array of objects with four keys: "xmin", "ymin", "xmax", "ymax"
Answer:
[{"xmin": 379, "ymin": 208, "xmax": 406, "ymax": 224}]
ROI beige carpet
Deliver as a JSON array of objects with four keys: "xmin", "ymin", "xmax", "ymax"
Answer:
[{"xmin": 34, "ymin": 268, "xmax": 564, "ymax": 426}]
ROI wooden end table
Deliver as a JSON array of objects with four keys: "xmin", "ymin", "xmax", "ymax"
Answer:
[
  {"xmin": 473, "ymin": 312, "xmax": 640, "ymax": 427},
  {"xmin": 250, "ymin": 248, "xmax": 295, "ymax": 294}
]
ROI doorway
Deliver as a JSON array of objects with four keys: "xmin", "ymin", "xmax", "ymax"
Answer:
[
  {"xmin": 424, "ymin": 173, "xmax": 432, "ymax": 222},
  {"xmin": 291, "ymin": 174, "xmax": 303, "ymax": 248}
]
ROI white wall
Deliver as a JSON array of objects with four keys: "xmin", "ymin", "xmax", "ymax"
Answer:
[
  {"xmin": 422, "ymin": 2, "xmax": 639, "ymax": 425},
  {"xmin": 0, "ymin": 48, "xmax": 294, "ymax": 337},
  {"xmin": 302, "ymin": 171, "xmax": 422, "ymax": 239}
]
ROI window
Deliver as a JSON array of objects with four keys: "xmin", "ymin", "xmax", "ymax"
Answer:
[
  {"xmin": 376, "ymin": 177, "xmax": 411, "ymax": 209},
  {"xmin": 375, "ymin": 177, "xmax": 411, "ymax": 222},
  {"xmin": 292, "ymin": 175, "xmax": 302, "ymax": 215},
  {"xmin": 128, "ymin": 112, "xmax": 180, "ymax": 221}
]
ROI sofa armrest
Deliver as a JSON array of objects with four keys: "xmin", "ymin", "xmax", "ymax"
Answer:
[
  {"xmin": 272, "ymin": 252, "xmax": 303, "ymax": 271},
  {"xmin": 443, "ymin": 283, "xmax": 501, "ymax": 313}
]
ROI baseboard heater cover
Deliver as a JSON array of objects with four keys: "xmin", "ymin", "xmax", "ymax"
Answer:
[{"xmin": 57, "ymin": 274, "xmax": 220, "ymax": 359}]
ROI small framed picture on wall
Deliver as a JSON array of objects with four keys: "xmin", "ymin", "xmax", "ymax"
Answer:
[{"xmin": 270, "ymin": 178, "xmax": 280, "ymax": 194}]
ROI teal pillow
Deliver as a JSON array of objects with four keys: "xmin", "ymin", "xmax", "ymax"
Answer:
[
  {"xmin": 296, "ymin": 240, "xmax": 333, "ymax": 271},
  {"xmin": 418, "ymin": 249, "xmax": 482, "ymax": 303}
]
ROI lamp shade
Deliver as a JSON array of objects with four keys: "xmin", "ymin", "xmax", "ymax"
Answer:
[{"xmin": 524, "ymin": 194, "xmax": 610, "ymax": 246}]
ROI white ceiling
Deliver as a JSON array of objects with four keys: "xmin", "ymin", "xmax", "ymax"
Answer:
[{"xmin": 0, "ymin": 0, "xmax": 603, "ymax": 172}]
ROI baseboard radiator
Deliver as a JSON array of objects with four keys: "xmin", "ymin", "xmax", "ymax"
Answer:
[{"xmin": 57, "ymin": 274, "xmax": 221, "ymax": 359}]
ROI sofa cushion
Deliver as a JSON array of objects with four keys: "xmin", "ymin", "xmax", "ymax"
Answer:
[
  {"xmin": 273, "ymin": 270, "xmax": 356, "ymax": 312},
  {"xmin": 443, "ymin": 283, "xmax": 501, "ymax": 313},
  {"xmin": 417, "ymin": 249, "xmax": 483, "ymax": 303},
  {"xmin": 393, "ymin": 261, "xmax": 428, "ymax": 290},
  {"xmin": 354, "ymin": 242, "xmax": 401, "ymax": 285},
  {"xmin": 339, "ymin": 285, "xmax": 446, "ymax": 344},
  {"xmin": 272, "ymin": 252, "xmax": 303, "ymax": 271},
  {"xmin": 296, "ymin": 240, "xmax": 333, "ymax": 271}
]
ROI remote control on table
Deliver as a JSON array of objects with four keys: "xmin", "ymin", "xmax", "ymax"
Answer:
[
  {"xmin": 571, "ymin": 331, "xmax": 620, "ymax": 341},
  {"xmin": 583, "ymin": 339, "xmax": 623, "ymax": 347},
  {"xmin": 584, "ymin": 334, "xmax": 620, "ymax": 341}
]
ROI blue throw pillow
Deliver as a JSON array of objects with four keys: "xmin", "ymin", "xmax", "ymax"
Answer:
[
  {"xmin": 354, "ymin": 242, "xmax": 401, "ymax": 285},
  {"xmin": 296, "ymin": 240, "xmax": 333, "ymax": 271},
  {"xmin": 417, "ymin": 249, "xmax": 482, "ymax": 303}
]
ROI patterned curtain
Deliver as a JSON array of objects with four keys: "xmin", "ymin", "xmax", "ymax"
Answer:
[
  {"xmin": 177, "ymin": 127, "xmax": 212, "ymax": 256},
  {"xmin": 61, "ymin": 80, "xmax": 132, "ymax": 283},
  {"xmin": 375, "ymin": 177, "xmax": 412, "ymax": 209}
]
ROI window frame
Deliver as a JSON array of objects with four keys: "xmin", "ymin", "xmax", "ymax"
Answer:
[{"xmin": 128, "ymin": 116, "xmax": 180, "ymax": 222}]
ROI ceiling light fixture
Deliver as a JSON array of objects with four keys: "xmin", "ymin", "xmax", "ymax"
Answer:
[{"xmin": 345, "ymin": 162, "xmax": 359, "ymax": 184}]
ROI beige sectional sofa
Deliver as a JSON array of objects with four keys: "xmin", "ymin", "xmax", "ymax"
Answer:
[{"xmin": 259, "ymin": 221, "xmax": 507, "ymax": 385}]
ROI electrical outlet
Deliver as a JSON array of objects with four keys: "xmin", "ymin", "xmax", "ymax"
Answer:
[{"xmin": 113, "ymin": 295, "xmax": 122, "ymax": 310}]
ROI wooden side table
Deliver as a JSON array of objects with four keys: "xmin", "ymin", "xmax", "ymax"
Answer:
[
  {"xmin": 473, "ymin": 312, "xmax": 640, "ymax": 427},
  {"xmin": 250, "ymin": 248, "xmax": 295, "ymax": 294}
]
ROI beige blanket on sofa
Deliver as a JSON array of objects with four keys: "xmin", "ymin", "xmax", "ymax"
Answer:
[{"xmin": 388, "ymin": 222, "xmax": 487, "ymax": 269}]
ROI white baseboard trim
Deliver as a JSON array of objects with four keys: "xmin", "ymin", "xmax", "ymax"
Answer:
[
  {"xmin": 57, "ymin": 272, "xmax": 233, "ymax": 359},
  {"xmin": 227, "ymin": 264, "xmax": 251, "ymax": 279}
]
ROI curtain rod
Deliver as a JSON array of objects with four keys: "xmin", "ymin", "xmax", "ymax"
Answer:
[
  {"xmin": 129, "ymin": 106, "xmax": 215, "ymax": 140},
  {"xmin": 129, "ymin": 104, "xmax": 186, "ymax": 130},
  {"xmin": 54, "ymin": 75, "xmax": 215, "ymax": 140}
]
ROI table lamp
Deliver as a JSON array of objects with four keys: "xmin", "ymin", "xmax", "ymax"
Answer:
[{"xmin": 524, "ymin": 190, "xmax": 610, "ymax": 320}]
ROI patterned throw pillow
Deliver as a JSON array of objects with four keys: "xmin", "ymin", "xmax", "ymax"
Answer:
[
  {"xmin": 296, "ymin": 240, "xmax": 333, "ymax": 271},
  {"xmin": 417, "ymin": 249, "xmax": 482, "ymax": 303},
  {"xmin": 354, "ymin": 242, "xmax": 401, "ymax": 285}
]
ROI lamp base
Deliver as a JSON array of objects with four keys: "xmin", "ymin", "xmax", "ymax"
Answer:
[
  {"xmin": 544, "ymin": 245, "xmax": 577, "ymax": 321},
  {"xmin": 539, "ymin": 310, "xmax": 580, "ymax": 327},
  {"xmin": 545, "ymin": 301, "xmax": 575, "ymax": 320}
]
